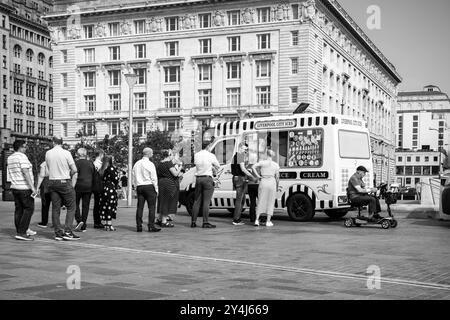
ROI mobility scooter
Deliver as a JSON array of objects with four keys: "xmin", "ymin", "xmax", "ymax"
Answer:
[{"xmin": 344, "ymin": 183, "xmax": 400, "ymax": 229}]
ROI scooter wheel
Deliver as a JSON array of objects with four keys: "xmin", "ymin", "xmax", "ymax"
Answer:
[
  {"xmin": 381, "ymin": 220, "xmax": 391, "ymax": 229},
  {"xmin": 344, "ymin": 218, "xmax": 353, "ymax": 228},
  {"xmin": 390, "ymin": 219, "xmax": 398, "ymax": 228}
]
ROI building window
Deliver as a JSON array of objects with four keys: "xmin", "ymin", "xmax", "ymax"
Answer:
[
  {"xmin": 49, "ymin": 107, "xmax": 53, "ymax": 119},
  {"xmin": 2, "ymin": 55, "xmax": 6, "ymax": 68},
  {"xmin": 227, "ymin": 88, "xmax": 241, "ymax": 106},
  {"xmin": 61, "ymin": 50, "xmax": 67, "ymax": 63},
  {"xmin": 257, "ymin": 7, "xmax": 271, "ymax": 23},
  {"xmin": 38, "ymin": 86, "xmax": 46, "ymax": 100},
  {"xmin": 108, "ymin": 70, "xmax": 121, "ymax": 86},
  {"xmin": 134, "ymin": 68, "xmax": 147, "ymax": 84},
  {"xmin": 109, "ymin": 46, "xmax": 120, "ymax": 60},
  {"xmin": 2, "ymin": 95, "xmax": 6, "ymax": 109},
  {"xmin": 198, "ymin": 64, "xmax": 212, "ymax": 81},
  {"xmin": 84, "ymin": 72, "xmax": 96, "ymax": 87},
  {"xmin": 415, "ymin": 156, "xmax": 420, "ymax": 162},
  {"xmin": 26, "ymin": 67, "xmax": 33, "ymax": 77},
  {"xmin": 2, "ymin": 75, "xmax": 6, "ymax": 89},
  {"xmin": 134, "ymin": 20, "xmax": 146, "ymax": 34},
  {"xmin": 257, "ymin": 34, "xmax": 271, "ymax": 49},
  {"xmin": 134, "ymin": 92, "xmax": 147, "ymax": 110},
  {"xmin": 13, "ymin": 80, "xmax": 23, "ymax": 95},
  {"xmin": 227, "ymin": 62, "xmax": 241, "ymax": 79},
  {"xmin": 291, "ymin": 58, "xmax": 298, "ymax": 74},
  {"xmin": 292, "ymin": 4, "xmax": 299, "ymax": 19},
  {"xmin": 26, "ymin": 83, "xmax": 35, "ymax": 98},
  {"xmin": 84, "ymin": 95, "xmax": 96, "ymax": 111},
  {"xmin": 164, "ymin": 91, "xmax": 180, "ymax": 109},
  {"xmin": 165, "ymin": 41, "xmax": 179, "ymax": 56},
  {"xmin": 199, "ymin": 13, "xmax": 211, "ymax": 28},
  {"xmin": 49, "ymin": 124, "xmax": 53, "ymax": 136},
  {"xmin": 135, "ymin": 44, "xmax": 146, "ymax": 59},
  {"xmin": 165, "ymin": 17, "xmax": 179, "ymax": 31},
  {"xmin": 26, "ymin": 49, "xmax": 33, "ymax": 62},
  {"xmin": 84, "ymin": 48, "xmax": 95, "ymax": 63},
  {"xmin": 109, "ymin": 22, "xmax": 120, "ymax": 36},
  {"xmin": 109, "ymin": 94, "xmax": 121, "ymax": 111},
  {"xmin": 109, "ymin": 122, "xmax": 120, "ymax": 136},
  {"xmin": 61, "ymin": 123, "xmax": 68, "ymax": 137},
  {"xmin": 413, "ymin": 115, "xmax": 418, "ymax": 121},
  {"xmin": 291, "ymin": 31, "xmax": 299, "ymax": 46},
  {"xmin": 291, "ymin": 87, "xmax": 298, "ymax": 103},
  {"xmin": 424, "ymin": 156, "xmax": 429, "ymax": 162},
  {"xmin": 14, "ymin": 45, "xmax": 22, "ymax": 58},
  {"xmin": 398, "ymin": 156, "xmax": 403, "ymax": 162},
  {"xmin": 38, "ymin": 71, "xmax": 44, "ymax": 80},
  {"xmin": 84, "ymin": 25, "xmax": 94, "ymax": 38},
  {"xmin": 227, "ymin": 10, "xmax": 240, "ymax": 25},
  {"xmin": 164, "ymin": 66, "xmax": 180, "ymax": 83},
  {"xmin": 135, "ymin": 120, "xmax": 146, "ymax": 135},
  {"xmin": 228, "ymin": 36, "xmax": 240, "ymax": 52},
  {"xmin": 256, "ymin": 60, "xmax": 271, "ymax": 78},
  {"xmin": 199, "ymin": 38, "xmax": 211, "ymax": 54},
  {"xmin": 163, "ymin": 119, "xmax": 180, "ymax": 132},
  {"xmin": 199, "ymin": 89, "xmax": 211, "ymax": 107},
  {"xmin": 38, "ymin": 53, "xmax": 45, "ymax": 65},
  {"xmin": 256, "ymin": 86, "xmax": 271, "ymax": 105},
  {"xmin": 2, "ymin": 34, "xmax": 5, "ymax": 49}
]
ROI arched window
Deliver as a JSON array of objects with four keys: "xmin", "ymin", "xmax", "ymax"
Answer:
[
  {"xmin": 38, "ymin": 53, "xmax": 45, "ymax": 65},
  {"xmin": 26, "ymin": 49, "xmax": 34, "ymax": 62},
  {"xmin": 48, "ymin": 56, "xmax": 53, "ymax": 68},
  {"xmin": 14, "ymin": 45, "xmax": 22, "ymax": 58}
]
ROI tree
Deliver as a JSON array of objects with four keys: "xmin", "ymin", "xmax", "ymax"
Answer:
[
  {"xmin": 25, "ymin": 140, "xmax": 52, "ymax": 180},
  {"xmin": 145, "ymin": 129, "xmax": 174, "ymax": 166}
]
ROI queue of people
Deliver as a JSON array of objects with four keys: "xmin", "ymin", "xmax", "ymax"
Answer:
[{"xmin": 7, "ymin": 135, "xmax": 379, "ymax": 242}]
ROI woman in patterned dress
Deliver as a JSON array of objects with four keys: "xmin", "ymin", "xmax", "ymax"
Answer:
[{"xmin": 99, "ymin": 156, "xmax": 120, "ymax": 231}]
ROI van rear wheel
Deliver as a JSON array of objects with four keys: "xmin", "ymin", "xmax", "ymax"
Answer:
[
  {"xmin": 287, "ymin": 193, "xmax": 314, "ymax": 221},
  {"xmin": 324, "ymin": 209, "xmax": 349, "ymax": 219}
]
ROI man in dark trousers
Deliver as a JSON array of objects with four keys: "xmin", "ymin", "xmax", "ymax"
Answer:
[
  {"xmin": 191, "ymin": 142, "xmax": 220, "ymax": 228},
  {"xmin": 347, "ymin": 165, "xmax": 381, "ymax": 221},
  {"xmin": 133, "ymin": 148, "xmax": 161, "ymax": 233},
  {"xmin": 231, "ymin": 142, "xmax": 254, "ymax": 226},
  {"xmin": 74, "ymin": 148, "xmax": 94, "ymax": 232},
  {"xmin": 92, "ymin": 149, "xmax": 104, "ymax": 229},
  {"xmin": 7, "ymin": 140, "xmax": 37, "ymax": 241}
]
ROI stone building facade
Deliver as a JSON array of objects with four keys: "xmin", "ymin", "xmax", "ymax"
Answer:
[
  {"xmin": 0, "ymin": 0, "xmax": 54, "ymax": 149},
  {"xmin": 44, "ymin": 0, "xmax": 401, "ymax": 184}
]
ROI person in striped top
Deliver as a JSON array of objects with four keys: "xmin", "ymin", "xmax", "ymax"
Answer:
[{"xmin": 7, "ymin": 140, "xmax": 37, "ymax": 241}]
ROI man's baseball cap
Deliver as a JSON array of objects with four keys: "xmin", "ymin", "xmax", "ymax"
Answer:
[{"xmin": 357, "ymin": 165, "xmax": 369, "ymax": 172}]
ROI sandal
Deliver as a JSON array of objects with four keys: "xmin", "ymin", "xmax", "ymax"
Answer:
[{"xmin": 161, "ymin": 222, "xmax": 174, "ymax": 228}]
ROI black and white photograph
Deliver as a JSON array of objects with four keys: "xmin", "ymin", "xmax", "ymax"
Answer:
[{"xmin": 0, "ymin": 0, "xmax": 449, "ymax": 307}]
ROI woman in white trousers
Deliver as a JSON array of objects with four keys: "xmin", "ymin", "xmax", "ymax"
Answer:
[{"xmin": 252, "ymin": 150, "xmax": 280, "ymax": 227}]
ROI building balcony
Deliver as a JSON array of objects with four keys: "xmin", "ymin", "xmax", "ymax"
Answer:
[
  {"xmin": 155, "ymin": 108, "xmax": 183, "ymax": 118},
  {"xmin": 190, "ymin": 105, "xmax": 278, "ymax": 118},
  {"xmin": 77, "ymin": 109, "xmax": 151, "ymax": 120}
]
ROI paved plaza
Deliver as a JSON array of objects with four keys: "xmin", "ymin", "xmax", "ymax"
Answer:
[{"xmin": 0, "ymin": 198, "xmax": 449, "ymax": 300}]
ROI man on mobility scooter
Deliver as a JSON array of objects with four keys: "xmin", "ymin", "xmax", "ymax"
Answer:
[
  {"xmin": 347, "ymin": 166, "xmax": 381, "ymax": 222},
  {"xmin": 345, "ymin": 166, "xmax": 399, "ymax": 229}
]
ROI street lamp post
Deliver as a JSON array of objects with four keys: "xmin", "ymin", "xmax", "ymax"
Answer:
[{"xmin": 125, "ymin": 73, "xmax": 138, "ymax": 207}]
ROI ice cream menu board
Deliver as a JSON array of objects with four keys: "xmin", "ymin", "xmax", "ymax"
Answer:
[{"xmin": 288, "ymin": 129, "xmax": 323, "ymax": 168}]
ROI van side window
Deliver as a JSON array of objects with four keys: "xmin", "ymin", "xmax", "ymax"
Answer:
[
  {"xmin": 211, "ymin": 138, "xmax": 236, "ymax": 165},
  {"xmin": 245, "ymin": 131, "xmax": 289, "ymax": 167}
]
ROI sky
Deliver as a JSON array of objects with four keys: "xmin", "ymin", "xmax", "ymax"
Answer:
[{"xmin": 338, "ymin": 0, "xmax": 450, "ymax": 94}]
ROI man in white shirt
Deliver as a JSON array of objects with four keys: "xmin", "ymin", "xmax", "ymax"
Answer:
[
  {"xmin": 191, "ymin": 142, "xmax": 220, "ymax": 228},
  {"xmin": 46, "ymin": 136, "xmax": 79, "ymax": 241},
  {"xmin": 133, "ymin": 147, "xmax": 161, "ymax": 232},
  {"xmin": 7, "ymin": 140, "xmax": 36, "ymax": 241}
]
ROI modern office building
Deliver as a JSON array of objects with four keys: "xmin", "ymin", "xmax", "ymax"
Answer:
[
  {"xmin": 0, "ymin": 0, "xmax": 54, "ymax": 151},
  {"xmin": 395, "ymin": 85, "xmax": 450, "ymax": 186},
  {"xmin": 44, "ymin": 0, "xmax": 401, "ymax": 184}
]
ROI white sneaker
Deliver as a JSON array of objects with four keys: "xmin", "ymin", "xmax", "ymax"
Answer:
[
  {"xmin": 26, "ymin": 228, "xmax": 37, "ymax": 236},
  {"xmin": 254, "ymin": 220, "xmax": 260, "ymax": 226},
  {"xmin": 265, "ymin": 221, "xmax": 274, "ymax": 227}
]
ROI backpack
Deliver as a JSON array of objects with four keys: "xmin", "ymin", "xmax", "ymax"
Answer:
[{"xmin": 92, "ymin": 168, "xmax": 104, "ymax": 193}]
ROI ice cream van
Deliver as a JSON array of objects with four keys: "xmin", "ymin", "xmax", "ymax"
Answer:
[{"xmin": 178, "ymin": 113, "xmax": 373, "ymax": 221}]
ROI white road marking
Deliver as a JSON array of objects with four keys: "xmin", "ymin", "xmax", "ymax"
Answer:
[{"xmin": 34, "ymin": 238, "xmax": 450, "ymax": 292}]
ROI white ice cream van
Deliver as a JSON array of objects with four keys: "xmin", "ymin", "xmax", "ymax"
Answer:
[{"xmin": 178, "ymin": 113, "xmax": 373, "ymax": 221}]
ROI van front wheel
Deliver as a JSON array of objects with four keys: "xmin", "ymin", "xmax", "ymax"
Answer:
[{"xmin": 287, "ymin": 193, "xmax": 314, "ymax": 221}]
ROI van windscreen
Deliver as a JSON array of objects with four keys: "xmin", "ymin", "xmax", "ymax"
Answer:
[{"xmin": 339, "ymin": 130, "xmax": 370, "ymax": 159}]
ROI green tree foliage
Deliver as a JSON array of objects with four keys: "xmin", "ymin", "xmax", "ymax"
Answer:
[{"xmin": 25, "ymin": 140, "xmax": 52, "ymax": 179}]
